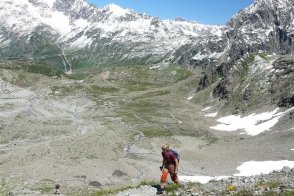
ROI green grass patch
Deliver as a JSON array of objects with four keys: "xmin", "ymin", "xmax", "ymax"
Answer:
[
  {"xmin": 50, "ymin": 86, "xmax": 75, "ymax": 95},
  {"xmin": 165, "ymin": 183, "xmax": 184, "ymax": 194},
  {"xmin": 39, "ymin": 186, "xmax": 53, "ymax": 194},
  {"xmin": 116, "ymin": 111, "xmax": 137, "ymax": 122},
  {"xmin": 91, "ymin": 189, "xmax": 118, "ymax": 196},
  {"xmin": 122, "ymin": 80, "xmax": 154, "ymax": 91},
  {"xmin": 285, "ymin": 190, "xmax": 294, "ymax": 196},
  {"xmin": 257, "ymin": 53, "xmax": 269, "ymax": 61},
  {"xmin": 124, "ymin": 99, "xmax": 169, "ymax": 114},
  {"xmin": 268, "ymin": 181, "xmax": 279, "ymax": 189},
  {"xmin": 263, "ymin": 192, "xmax": 280, "ymax": 196},
  {"xmin": 194, "ymin": 79, "xmax": 221, "ymax": 103},
  {"xmin": 133, "ymin": 90, "xmax": 171, "ymax": 100},
  {"xmin": 25, "ymin": 63, "xmax": 64, "ymax": 77},
  {"xmin": 91, "ymin": 180, "xmax": 158, "ymax": 196},
  {"xmin": 66, "ymin": 73, "xmax": 89, "ymax": 80},
  {"xmin": 240, "ymin": 55, "xmax": 254, "ymax": 83},
  {"xmin": 0, "ymin": 182, "xmax": 9, "ymax": 196},
  {"xmin": 139, "ymin": 180, "xmax": 158, "ymax": 186},
  {"xmin": 90, "ymin": 85, "xmax": 119, "ymax": 94},
  {"xmin": 140, "ymin": 126, "xmax": 173, "ymax": 138},
  {"xmin": 174, "ymin": 67, "xmax": 193, "ymax": 82},
  {"xmin": 233, "ymin": 189, "xmax": 252, "ymax": 196}
]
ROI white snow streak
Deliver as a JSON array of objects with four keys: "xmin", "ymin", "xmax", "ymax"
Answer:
[
  {"xmin": 180, "ymin": 160, "xmax": 294, "ymax": 184},
  {"xmin": 234, "ymin": 161, "xmax": 294, "ymax": 176},
  {"xmin": 210, "ymin": 108, "xmax": 294, "ymax": 136},
  {"xmin": 205, "ymin": 112, "xmax": 218, "ymax": 117},
  {"xmin": 187, "ymin": 95, "xmax": 194, "ymax": 100},
  {"xmin": 201, "ymin": 107, "xmax": 211, "ymax": 111},
  {"xmin": 179, "ymin": 176, "xmax": 220, "ymax": 184}
]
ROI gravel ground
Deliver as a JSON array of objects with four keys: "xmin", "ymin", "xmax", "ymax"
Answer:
[{"xmin": 0, "ymin": 70, "xmax": 293, "ymax": 196}]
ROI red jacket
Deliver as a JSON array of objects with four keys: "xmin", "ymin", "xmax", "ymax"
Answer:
[{"xmin": 162, "ymin": 150, "xmax": 177, "ymax": 165}]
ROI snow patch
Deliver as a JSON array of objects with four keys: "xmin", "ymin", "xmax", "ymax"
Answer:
[
  {"xmin": 180, "ymin": 160, "xmax": 294, "ymax": 184},
  {"xmin": 42, "ymin": 11, "xmax": 71, "ymax": 35},
  {"xmin": 192, "ymin": 50, "xmax": 225, "ymax": 61},
  {"xmin": 70, "ymin": 35, "xmax": 93, "ymax": 48},
  {"xmin": 42, "ymin": 0, "xmax": 55, "ymax": 8},
  {"xmin": 210, "ymin": 108, "xmax": 294, "ymax": 136},
  {"xmin": 201, "ymin": 107, "xmax": 211, "ymax": 111},
  {"xmin": 187, "ymin": 94, "xmax": 194, "ymax": 100},
  {"xmin": 234, "ymin": 160, "xmax": 294, "ymax": 176},
  {"xmin": 105, "ymin": 4, "xmax": 129, "ymax": 19},
  {"xmin": 74, "ymin": 18, "xmax": 90, "ymax": 29},
  {"xmin": 180, "ymin": 175, "xmax": 230, "ymax": 184},
  {"xmin": 251, "ymin": 55, "xmax": 273, "ymax": 73},
  {"xmin": 179, "ymin": 176, "xmax": 213, "ymax": 184},
  {"xmin": 205, "ymin": 112, "xmax": 218, "ymax": 117}
]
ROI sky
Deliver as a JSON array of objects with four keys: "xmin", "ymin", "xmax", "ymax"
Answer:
[{"xmin": 87, "ymin": 0, "xmax": 255, "ymax": 25}]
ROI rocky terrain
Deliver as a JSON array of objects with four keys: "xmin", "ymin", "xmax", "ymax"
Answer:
[
  {"xmin": 0, "ymin": 58, "xmax": 293, "ymax": 195},
  {"xmin": 0, "ymin": 0, "xmax": 294, "ymax": 195},
  {"xmin": 112, "ymin": 167, "xmax": 294, "ymax": 196}
]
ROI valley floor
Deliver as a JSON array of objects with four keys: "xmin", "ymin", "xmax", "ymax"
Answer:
[{"xmin": 0, "ymin": 64, "xmax": 293, "ymax": 195}]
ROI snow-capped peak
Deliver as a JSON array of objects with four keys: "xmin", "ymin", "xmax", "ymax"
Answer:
[
  {"xmin": 42, "ymin": 0, "xmax": 56, "ymax": 8},
  {"xmin": 254, "ymin": 0, "xmax": 289, "ymax": 5},
  {"xmin": 1, "ymin": 0, "xmax": 71, "ymax": 35},
  {"xmin": 244, "ymin": 0, "xmax": 291, "ymax": 14},
  {"xmin": 103, "ymin": 3, "xmax": 130, "ymax": 18}
]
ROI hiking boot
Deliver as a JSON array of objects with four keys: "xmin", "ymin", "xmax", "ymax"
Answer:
[{"xmin": 156, "ymin": 188, "xmax": 165, "ymax": 195}]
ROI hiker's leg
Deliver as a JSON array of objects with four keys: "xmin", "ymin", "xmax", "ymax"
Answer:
[
  {"xmin": 160, "ymin": 168, "xmax": 168, "ymax": 189},
  {"xmin": 167, "ymin": 164, "xmax": 180, "ymax": 184},
  {"xmin": 160, "ymin": 181, "xmax": 166, "ymax": 189},
  {"xmin": 171, "ymin": 174, "xmax": 179, "ymax": 184}
]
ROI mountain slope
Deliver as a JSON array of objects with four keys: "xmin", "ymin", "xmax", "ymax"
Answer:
[
  {"xmin": 0, "ymin": 0, "xmax": 223, "ymax": 69},
  {"xmin": 0, "ymin": 0, "xmax": 293, "ymax": 111}
]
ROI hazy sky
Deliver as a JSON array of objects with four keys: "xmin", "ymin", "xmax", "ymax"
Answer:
[{"xmin": 87, "ymin": 0, "xmax": 255, "ymax": 25}]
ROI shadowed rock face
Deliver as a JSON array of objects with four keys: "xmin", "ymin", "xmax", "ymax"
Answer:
[
  {"xmin": 226, "ymin": 0, "xmax": 294, "ymax": 59},
  {"xmin": 194, "ymin": 0, "xmax": 294, "ymax": 104}
]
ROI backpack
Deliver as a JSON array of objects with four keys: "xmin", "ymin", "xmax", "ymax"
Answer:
[{"xmin": 169, "ymin": 149, "xmax": 180, "ymax": 161}]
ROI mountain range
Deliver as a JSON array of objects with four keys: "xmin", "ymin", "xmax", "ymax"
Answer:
[
  {"xmin": 0, "ymin": 0, "xmax": 294, "ymax": 194},
  {"xmin": 0, "ymin": 0, "xmax": 293, "ymax": 109}
]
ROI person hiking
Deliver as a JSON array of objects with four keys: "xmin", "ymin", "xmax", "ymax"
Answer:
[{"xmin": 158, "ymin": 144, "xmax": 180, "ymax": 194}]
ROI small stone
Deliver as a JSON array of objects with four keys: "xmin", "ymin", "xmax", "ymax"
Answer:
[
  {"xmin": 89, "ymin": 181, "xmax": 101, "ymax": 187},
  {"xmin": 281, "ymin": 166, "xmax": 291, "ymax": 173}
]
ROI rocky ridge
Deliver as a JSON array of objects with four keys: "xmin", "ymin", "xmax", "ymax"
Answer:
[{"xmin": 113, "ymin": 167, "xmax": 294, "ymax": 196}]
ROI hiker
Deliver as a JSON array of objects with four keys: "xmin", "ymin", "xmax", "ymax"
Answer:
[
  {"xmin": 158, "ymin": 144, "xmax": 179, "ymax": 193},
  {"xmin": 55, "ymin": 184, "xmax": 60, "ymax": 195},
  {"xmin": 7, "ymin": 191, "xmax": 13, "ymax": 196}
]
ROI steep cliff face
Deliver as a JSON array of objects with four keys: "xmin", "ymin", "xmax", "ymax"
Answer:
[
  {"xmin": 193, "ymin": 0, "xmax": 294, "ymax": 109},
  {"xmin": 226, "ymin": 0, "xmax": 294, "ymax": 60}
]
